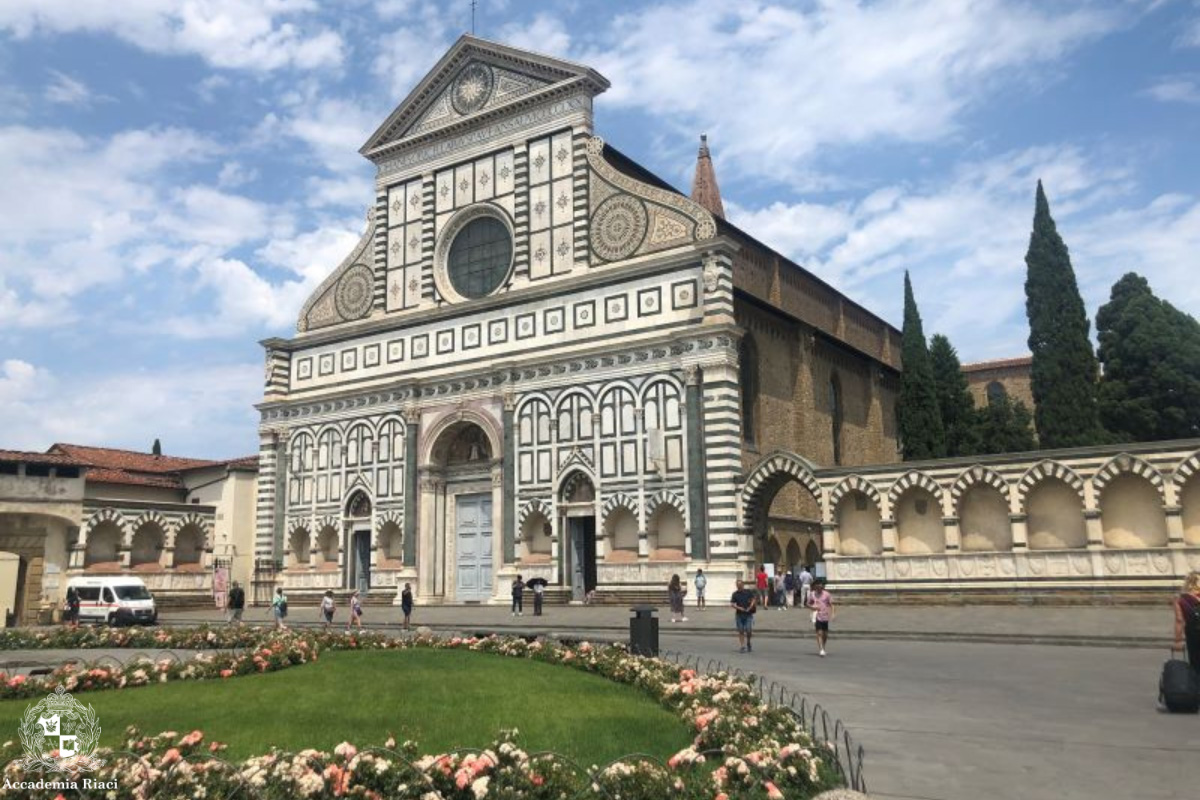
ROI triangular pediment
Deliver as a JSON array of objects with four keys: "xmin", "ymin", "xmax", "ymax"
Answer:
[{"xmin": 360, "ymin": 34, "xmax": 609, "ymax": 161}]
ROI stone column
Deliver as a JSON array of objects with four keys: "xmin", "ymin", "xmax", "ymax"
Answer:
[
  {"xmin": 1084, "ymin": 509, "xmax": 1104, "ymax": 549},
  {"xmin": 943, "ymin": 516, "xmax": 961, "ymax": 553},
  {"xmin": 403, "ymin": 406, "xmax": 420, "ymax": 567},
  {"xmin": 502, "ymin": 391, "xmax": 516, "ymax": 564},
  {"xmin": 1165, "ymin": 505, "xmax": 1185, "ymax": 546},
  {"xmin": 684, "ymin": 365, "xmax": 709, "ymax": 560},
  {"xmin": 822, "ymin": 522, "xmax": 840, "ymax": 557},
  {"xmin": 417, "ymin": 470, "xmax": 441, "ymax": 599},
  {"xmin": 881, "ymin": 520, "xmax": 897, "ymax": 555},
  {"xmin": 1010, "ymin": 513, "xmax": 1029, "ymax": 550}
]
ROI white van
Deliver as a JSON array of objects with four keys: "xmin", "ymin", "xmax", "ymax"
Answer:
[{"xmin": 66, "ymin": 576, "xmax": 158, "ymax": 626}]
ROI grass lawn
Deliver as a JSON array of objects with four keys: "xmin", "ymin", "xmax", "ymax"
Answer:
[{"xmin": 0, "ymin": 650, "xmax": 694, "ymax": 762}]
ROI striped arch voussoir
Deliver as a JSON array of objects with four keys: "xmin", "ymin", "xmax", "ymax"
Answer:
[
  {"xmin": 949, "ymin": 466, "xmax": 1010, "ymax": 505},
  {"xmin": 174, "ymin": 512, "xmax": 210, "ymax": 535},
  {"xmin": 600, "ymin": 492, "xmax": 638, "ymax": 523},
  {"xmin": 1092, "ymin": 453, "xmax": 1165, "ymax": 498},
  {"xmin": 129, "ymin": 510, "xmax": 170, "ymax": 534},
  {"xmin": 645, "ymin": 489, "xmax": 687, "ymax": 522},
  {"xmin": 286, "ymin": 518, "xmax": 311, "ymax": 537},
  {"xmin": 85, "ymin": 507, "xmax": 127, "ymax": 534},
  {"xmin": 518, "ymin": 498, "xmax": 552, "ymax": 527},
  {"xmin": 315, "ymin": 515, "xmax": 340, "ymax": 533},
  {"xmin": 1017, "ymin": 460, "xmax": 1085, "ymax": 504},
  {"xmin": 1174, "ymin": 450, "xmax": 1200, "ymax": 491},
  {"xmin": 376, "ymin": 509, "xmax": 403, "ymax": 533},
  {"xmin": 829, "ymin": 475, "xmax": 882, "ymax": 509},
  {"xmin": 887, "ymin": 470, "xmax": 944, "ymax": 507},
  {"xmin": 741, "ymin": 453, "xmax": 822, "ymax": 530}
]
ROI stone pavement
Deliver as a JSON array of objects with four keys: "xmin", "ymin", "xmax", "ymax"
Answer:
[{"xmin": 157, "ymin": 601, "xmax": 1177, "ymax": 647}]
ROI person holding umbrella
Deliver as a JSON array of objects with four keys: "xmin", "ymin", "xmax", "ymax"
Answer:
[{"xmin": 526, "ymin": 576, "xmax": 549, "ymax": 615}]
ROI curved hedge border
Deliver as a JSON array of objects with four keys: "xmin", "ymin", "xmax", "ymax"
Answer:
[{"xmin": 0, "ymin": 628, "xmax": 844, "ymax": 799}]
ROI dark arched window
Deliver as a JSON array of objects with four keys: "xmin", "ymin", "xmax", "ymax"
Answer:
[
  {"xmin": 739, "ymin": 335, "xmax": 760, "ymax": 445},
  {"xmin": 829, "ymin": 373, "xmax": 843, "ymax": 466},
  {"xmin": 986, "ymin": 380, "xmax": 1008, "ymax": 406}
]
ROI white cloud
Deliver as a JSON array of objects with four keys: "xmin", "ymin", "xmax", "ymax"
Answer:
[
  {"xmin": 217, "ymin": 161, "xmax": 258, "ymax": 188},
  {"xmin": 497, "ymin": 14, "xmax": 572, "ymax": 56},
  {"xmin": 0, "ymin": 358, "xmax": 262, "ymax": 457},
  {"xmin": 44, "ymin": 70, "xmax": 102, "ymax": 106},
  {"xmin": 0, "ymin": 0, "xmax": 344, "ymax": 72},
  {"xmin": 580, "ymin": 0, "xmax": 1122, "ymax": 186},
  {"xmin": 728, "ymin": 143, "xmax": 1197, "ymax": 361},
  {"xmin": 1145, "ymin": 75, "xmax": 1200, "ymax": 104}
]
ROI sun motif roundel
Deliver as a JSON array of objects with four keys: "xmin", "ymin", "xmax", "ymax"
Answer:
[{"xmin": 451, "ymin": 62, "xmax": 495, "ymax": 115}]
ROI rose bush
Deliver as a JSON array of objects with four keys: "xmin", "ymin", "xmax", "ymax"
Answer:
[{"xmin": 0, "ymin": 629, "xmax": 845, "ymax": 798}]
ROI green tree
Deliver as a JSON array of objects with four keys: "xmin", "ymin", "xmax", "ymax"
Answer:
[
  {"xmin": 1096, "ymin": 272, "xmax": 1200, "ymax": 442},
  {"xmin": 152, "ymin": 438, "xmax": 162, "ymax": 456},
  {"xmin": 898, "ymin": 272, "xmax": 946, "ymax": 459},
  {"xmin": 1024, "ymin": 181, "xmax": 1106, "ymax": 447},
  {"xmin": 929, "ymin": 334, "xmax": 982, "ymax": 457},
  {"xmin": 977, "ymin": 395, "xmax": 1037, "ymax": 454}
]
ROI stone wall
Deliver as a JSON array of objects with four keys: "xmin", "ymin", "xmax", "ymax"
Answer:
[{"xmin": 742, "ymin": 440, "xmax": 1200, "ymax": 601}]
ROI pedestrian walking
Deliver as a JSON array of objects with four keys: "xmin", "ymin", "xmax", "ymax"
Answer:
[
  {"xmin": 731, "ymin": 578, "xmax": 757, "ymax": 653},
  {"xmin": 346, "ymin": 589, "xmax": 363, "ymax": 631},
  {"xmin": 694, "ymin": 568, "xmax": 707, "ymax": 610},
  {"xmin": 783, "ymin": 571, "xmax": 795, "ymax": 609},
  {"xmin": 401, "ymin": 583, "xmax": 414, "ymax": 630},
  {"xmin": 668, "ymin": 574, "xmax": 688, "ymax": 622},
  {"xmin": 320, "ymin": 590, "xmax": 336, "ymax": 630},
  {"xmin": 271, "ymin": 587, "xmax": 288, "ymax": 631},
  {"xmin": 755, "ymin": 565, "xmax": 769, "ymax": 607},
  {"xmin": 799, "ymin": 565, "xmax": 814, "ymax": 609},
  {"xmin": 511, "ymin": 575, "xmax": 525, "ymax": 616},
  {"xmin": 1172, "ymin": 571, "xmax": 1200, "ymax": 668},
  {"xmin": 532, "ymin": 580, "xmax": 545, "ymax": 616},
  {"xmin": 806, "ymin": 579, "xmax": 835, "ymax": 657},
  {"xmin": 63, "ymin": 586, "xmax": 80, "ymax": 629},
  {"xmin": 226, "ymin": 581, "xmax": 245, "ymax": 626}
]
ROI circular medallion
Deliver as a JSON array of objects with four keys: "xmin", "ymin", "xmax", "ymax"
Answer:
[
  {"xmin": 335, "ymin": 264, "xmax": 374, "ymax": 321},
  {"xmin": 591, "ymin": 195, "xmax": 648, "ymax": 262},
  {"xmin": 451, "ymin": 62, "xmax": 495, "ymax": 115}
]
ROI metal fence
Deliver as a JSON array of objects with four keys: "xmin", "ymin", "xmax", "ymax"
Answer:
[{"xmin": 661, "ymin": 649, "xmax": 867, "ymax": 793}]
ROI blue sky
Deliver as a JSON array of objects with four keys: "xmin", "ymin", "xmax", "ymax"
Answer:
[{"xmin": 1, "ymin": 0, "xmax": 1198, "ymax": 459}]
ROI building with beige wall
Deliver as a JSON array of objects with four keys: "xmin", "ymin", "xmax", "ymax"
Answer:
[
  {"xmin": 963, "ymin": 355, "xmax": 1034, "ymax": 411},
  {"xmin": 0, "ymin": 445, "xmax": 257, "ymax": 624}
]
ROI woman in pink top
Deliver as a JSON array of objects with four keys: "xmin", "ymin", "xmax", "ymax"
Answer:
[{"xmin": 806, "ymin": 579, "xmax": 835, "ymax": 657}]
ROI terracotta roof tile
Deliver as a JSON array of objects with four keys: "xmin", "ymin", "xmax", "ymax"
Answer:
[
  {"xmin": 84, "ymin": 468, "xmax": 183, "ymax": 489},
  {"xmin": 0, "ymin": 449, "xmax": 83, "ymax": 466},
  {"xmin": 961, "ymin": 356, "xmax": 1033, "ymax": 372},
  {"xmin": 49, "ymin": 443, "xmax": 219, "ymax": 474}
]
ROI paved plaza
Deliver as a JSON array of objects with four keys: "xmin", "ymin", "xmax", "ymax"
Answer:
[{"xmin": 0, "ymin": 603, "xmax": 1183, "ymax": 799}]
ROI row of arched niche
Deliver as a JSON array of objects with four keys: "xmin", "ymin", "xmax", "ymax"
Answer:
[{"xmin": 747, "ymin": 454, "xmax": 1200, "ymax": 556}]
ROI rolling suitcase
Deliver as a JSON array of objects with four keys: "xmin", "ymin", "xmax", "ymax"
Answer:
[{"xmin": 1160, "ymin": 651, "xmax": 1200, "ymax": 713}]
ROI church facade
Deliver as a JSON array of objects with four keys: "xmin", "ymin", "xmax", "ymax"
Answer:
[{"xmin": 254, "ymin": 36, "xmax": 902, "ymax": 604}]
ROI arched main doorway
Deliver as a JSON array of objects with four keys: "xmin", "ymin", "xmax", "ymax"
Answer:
[
  {"xmin": 559, "ymin": 471, "xmax": 597, "ymax": 601},
  {"xmin": 425, "ymin": 419, "xmax": 498, "ymax": 602}
]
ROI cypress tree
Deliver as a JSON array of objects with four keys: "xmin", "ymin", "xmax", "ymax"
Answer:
[
  {"xmin": 898, "ymin": 272, "xmax": 947, "ymax": 459},
  {"xmin": 977, "ymin": 396, "xmax": 1037, "ymax": 454},
  {"xmin": 152, "ymin": 438, "xmax": 162, "ymax": 456},
  {"xmin": 1097, "ymin": 272, "xmax": 1200, "ymax": 441},
  {"xmin": 1024, "ymin": 181, "xmax": 1105, "ymax": 447},
  {"xmin": 929, "ymin": 334, "xmax": 982, "ymax": 457}
]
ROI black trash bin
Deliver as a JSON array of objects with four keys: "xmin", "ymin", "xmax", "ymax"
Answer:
[{"xmin": 629, "ymin": 605, "xmax": 659, "ymax": 656}]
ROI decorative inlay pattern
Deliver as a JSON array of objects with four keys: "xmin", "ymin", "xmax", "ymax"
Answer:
[
  {"xmin": 450, "ymin": 62, "xmax": 495, "ymax": 115},
  {"xmin": 334, "ymin": 264, "xmax": 373, "ymax": 321},
  {"xmin": 591, "ymin": 195, "xmax": 648, "ymax": 262}
]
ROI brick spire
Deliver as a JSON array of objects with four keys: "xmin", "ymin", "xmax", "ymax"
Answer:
[{"xmin": 690, "ymin": 134, "xmax": 725, "ymax": 219}]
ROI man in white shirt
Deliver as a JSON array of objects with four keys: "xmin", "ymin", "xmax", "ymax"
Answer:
[{"xmin": 799, "ymin": 566, "xmax": 814, "ymax": 610}]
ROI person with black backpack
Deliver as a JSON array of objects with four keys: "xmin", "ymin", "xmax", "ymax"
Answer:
[
  {"xmin": 271, "ymin": 587, "xmax": 289, "ymax": 631},
  {"xmin": 1173, "ymin": 571, "xmax": 1200, "ymax": 669}
]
